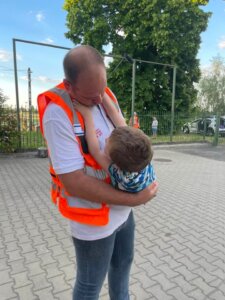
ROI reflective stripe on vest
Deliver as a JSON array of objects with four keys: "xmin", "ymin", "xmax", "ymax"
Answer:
[{"xmin": 37, "ymin": 83, "xmax": 117, "ymax": 226}]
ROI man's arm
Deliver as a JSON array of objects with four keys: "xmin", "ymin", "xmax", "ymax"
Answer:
[
  {"xmin": 102, "ymin": 93, "xmax": 126, "ymax": 127},
  {"xmin": 59, "ymin": 170, "xmax": 158, "ymax": 207}
]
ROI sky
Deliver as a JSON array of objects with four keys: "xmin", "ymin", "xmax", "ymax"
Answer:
[{"xmin": 0, "ymin": 0, "xmax": 225, "ymax": 108}]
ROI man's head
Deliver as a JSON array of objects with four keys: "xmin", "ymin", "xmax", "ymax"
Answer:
[
  {"xmin": 63, "ymin": 45, "xmax": 107, "ymax": 106},
  {"xmin": 106, "ymin": 126, "xmax": 153, "ymax": 172}
]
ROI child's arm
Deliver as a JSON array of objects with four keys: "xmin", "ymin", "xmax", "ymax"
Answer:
[
  {"xmin": 73, "ymin": 102, "xmax": 111, "ymax": 171},
  {"xmin": 102, "ymin": 93, "xmax": 127, "ymax": 127}
]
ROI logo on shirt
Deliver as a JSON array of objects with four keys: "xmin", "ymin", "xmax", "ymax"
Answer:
[{"xmin": 96, "ymin": 128, "xmax": 103, "ymax": 138}]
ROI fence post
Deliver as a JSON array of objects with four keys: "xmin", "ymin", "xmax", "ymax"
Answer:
[
  {"xmin": 131, "ymin": 59, "xmax": 136, "ymax": 126},
  {"xmin": 212, "ymin": 113, "xmax": 220, "ymax": 146},
  {"xmin": 170, "ymin": 66, "xmax": 176, "ymax": 142},
  {"xmin": 13, "ymin": 38, "xmax": 21, "ymax": 149}
]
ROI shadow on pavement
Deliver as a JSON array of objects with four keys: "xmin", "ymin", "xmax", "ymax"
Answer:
[{"xmin": 154, "ymin": 142, "xmax": 225, "ymax": 162}]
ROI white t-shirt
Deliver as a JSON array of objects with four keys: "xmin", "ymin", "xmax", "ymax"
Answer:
[
  {"xmin": 152, "ymin": 120, "xmax": 158, "ymax": 128},
  {"xmin": 43, "ymin": 102, "xmax": 131, "ymax": 241}
]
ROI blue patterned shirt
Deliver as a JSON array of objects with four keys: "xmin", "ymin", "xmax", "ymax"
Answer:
[{"xmin": 108, "ymin": 163, "xmax": 156, "ymax": 193}]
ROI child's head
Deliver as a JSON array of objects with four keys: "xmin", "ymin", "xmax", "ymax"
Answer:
[{"xmin": 106, "ymin": 126, "xmax": 153, "ymax": 173}]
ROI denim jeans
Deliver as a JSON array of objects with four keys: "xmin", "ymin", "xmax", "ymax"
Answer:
[{"xmin": 72, "ymin": 211, "xmax": 135, "ymax": 300}]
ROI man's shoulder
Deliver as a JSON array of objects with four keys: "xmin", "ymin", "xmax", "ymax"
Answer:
[{"xmin": 43, "ymin": 103, "xmax": 69, "ymax": 123}]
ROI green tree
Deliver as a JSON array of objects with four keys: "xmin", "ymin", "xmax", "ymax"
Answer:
[
  {"xmin": 0, "ymin": 89, "xmax": 19, "ymax": 152},
  {"xmin": 0, "ymin": 89, "xmax": 8, "ymax": 113},
  {"xmin": 197, "ymin": 56, "xmax": 225, "ymax": 113},
  {"xmin": 63, "ymin": 0, "xmax": 210, "ymax": 115}
]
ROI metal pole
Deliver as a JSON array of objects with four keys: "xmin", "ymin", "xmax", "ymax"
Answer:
[
  {"xmin": 13, "ymin": 38, "xmax": 21, "ymax": 148},
  {"xmin": 28, "ymin": 68, "xmax": 32, "ymax": 132},
  {"xmin": 13, "ymin": 38, "xmax": 71, "ymax": 51},
  {"xmin": 170, "ymin": 66, "xmax": 176, "ymax": 142},
  {"xmin": 213, "ymin": 113, "xmax": 220, "ymax": 146},
  {"xmin": 203, "ymin": 112, "xmax": 206, "ymax": 141},
  {"xmin": 131, "ymin": 59, "xmax": 136, "ymax": 126}
]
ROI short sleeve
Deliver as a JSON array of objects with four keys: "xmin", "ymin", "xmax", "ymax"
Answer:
[{"xmin": 43, "ymin": 103, "xmax": 85, "ymax": 174}]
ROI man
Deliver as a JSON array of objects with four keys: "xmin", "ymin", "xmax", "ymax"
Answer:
[{"xmin": 38, "ymin": 45, "xmax": 158, "ymax": 300}]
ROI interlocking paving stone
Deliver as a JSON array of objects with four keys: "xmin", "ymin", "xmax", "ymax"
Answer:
[
  {"xmin": 34, "ymin": 287, "xmax": 55, "ymax": 300},
  {"xmin": 0, "ymin": 269, "xmax": 12, "ymax": 285},
  {"xmin": 26, "ymin": 261, "xmax": 45, "ymax": 277},
  {"xmin": 147, "ymin": 284, "xmax": 173, "ymax": 300},
  {"xmin": 14, "ymin": 284, "xmax": 37, "ymax": 300},
  {"xmin": 208, "ymin": 290, "xmax": 225, "ymax": 300},
  {"xmin": 1, "ymin": 144, "xmax": 225, "ymax": 299},
  {"xmin": 131, "ymin": 281, "xmax": 156, "ymax": 300},
  {"xmin": 43, "ymin": 262, "xmax": 64, "ymax": 279},
  {"xmin": 151, "ymin": 273, "xmax": 176, "ymax": 291},
  {"xmin": 0, "ymin": 282, "xmax": 18, "ymax": 300},
  {"xmin": 55, "ymin": 289, "xmax": 72, "ymax": 300},
  {"xmin": 167, "ymin": 286, "xmax": 195, "ymax": 300},
  {"xmin": 48, "ymin": 274, "xmax": 71, "ymax": 294},
  {"xmin": 171, "ymin": 275, "xmax": 196, "ymax": 293},
  {"xmin": 187, "ymin": 288, "xmax": 210, "ymax": 300},
  {"xmin": 29, "ymin": 273, "xmax": 51, "ymax": 292}
]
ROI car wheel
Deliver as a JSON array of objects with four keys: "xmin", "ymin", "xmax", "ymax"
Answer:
[
  {"xmin": 183, "ymin": 126, "xmax": 189, "ymax": 134},
  {"xmin": 207, "ymin": 128, "xmax": 214, "ymax": 136}
]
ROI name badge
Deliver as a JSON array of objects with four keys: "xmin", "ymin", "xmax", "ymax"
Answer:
[{"xmin": 73, "ymin": 124, "xmax": 84, "ymax": 136}]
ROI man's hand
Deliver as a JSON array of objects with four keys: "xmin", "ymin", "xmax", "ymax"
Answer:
[{"xmin": 133, "ymin": 181, "xmax": 158, "ymax": 206}]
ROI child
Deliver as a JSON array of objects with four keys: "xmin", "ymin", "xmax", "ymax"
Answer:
[
  {"xmin": 73, "ymin": 94, "xmax": 156, "ymax": 192},
  {"xmin": 152, "ymin": 117, "xmax": 158, "ymax": 138}
]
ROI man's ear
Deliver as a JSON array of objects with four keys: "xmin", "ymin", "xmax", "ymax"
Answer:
[
  {"xmin": 63, "ymin": 79, "xmax": 76, "ymax": 98},
  {"xmin": 63, "ymin": 79, "xmax": 71, "ymax": 92}
]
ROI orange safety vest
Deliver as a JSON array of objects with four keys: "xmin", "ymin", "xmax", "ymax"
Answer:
[
  {"xmin": 133, "ymin": 116, "xmax": 140, "ymax": 128},
  {"xmin": 37, "ymin": 82, "xmax": 118, "ymax": 226},
  {"xmin": 130, "ymin": 115, "xmax": 140, "ymax": 128}
]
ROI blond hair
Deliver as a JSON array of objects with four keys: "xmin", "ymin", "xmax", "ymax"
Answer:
[{"xmin": 108, "ymin": 126, "xmax": 153, "ymax": 172}]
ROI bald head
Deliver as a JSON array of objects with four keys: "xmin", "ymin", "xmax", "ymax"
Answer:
[{"xmin": 63, "ymin": 45, "xmax": 105, "ymax": 83}]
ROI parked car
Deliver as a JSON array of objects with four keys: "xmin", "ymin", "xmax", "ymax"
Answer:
[{"xmin": 182, "ymin": 116, "xmax": 225, "ymax": 136}]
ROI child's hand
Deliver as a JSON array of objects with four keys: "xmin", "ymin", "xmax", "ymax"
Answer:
[{"xmin": 73, "ymin": 101, "xmax": 91, "ymax": 118}]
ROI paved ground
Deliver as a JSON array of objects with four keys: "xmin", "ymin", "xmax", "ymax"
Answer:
[
  {"xmin": 0, "ymin": 143, "xmax": 225, "ymax": 300},
  {"xmin": 156, "ymin": 143, "xmax": 225, "ymax": 162}
]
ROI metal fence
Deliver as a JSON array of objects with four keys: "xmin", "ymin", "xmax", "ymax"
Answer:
[
  {"xmin": 0, "ymin": 108, "xmax": 225, "ymax": 153},
  {"xmin": 0, "ymin": 108, "xmax": 45, "ymax": 152},
  {"xmin": 139, "ymin": 112, "xmax": 225, "ymax": 145}
]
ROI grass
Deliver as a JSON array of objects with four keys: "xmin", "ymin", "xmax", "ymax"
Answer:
[
  {"xmin": 149, "ymin": 133, "xmax": 225, "ymax": 145},
  {"xmin": 149, "ymin": 133, "xmax": 215, "ymax": 144},
  {"xmin": 20, "ymin": 131, "xmax": 46, "ymax": 150}
]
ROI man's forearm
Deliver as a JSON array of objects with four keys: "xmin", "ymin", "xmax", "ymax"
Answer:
[{"xmin": 58, "ymin": 170, "xmax": 158, "ymax": 207}]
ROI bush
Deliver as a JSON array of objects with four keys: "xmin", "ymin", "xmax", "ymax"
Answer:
[{"xmin": 0, "ymin": 112, "xmax": 19, "ymax": 153}]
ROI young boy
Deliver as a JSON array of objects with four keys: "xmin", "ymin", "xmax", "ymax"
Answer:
[{"xmin": 73, "ymin": 94, "xmax": 156, "ymax": 192}]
